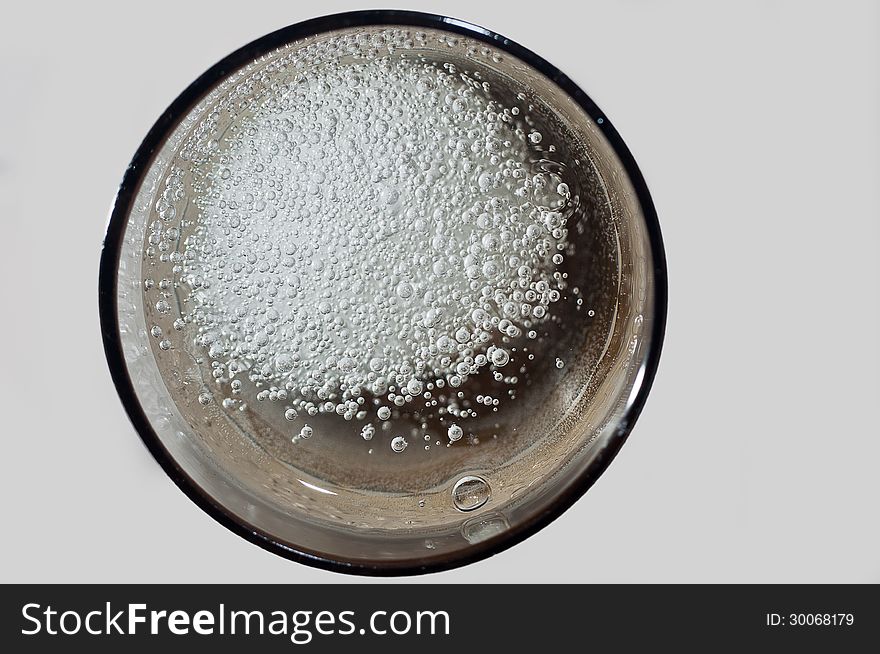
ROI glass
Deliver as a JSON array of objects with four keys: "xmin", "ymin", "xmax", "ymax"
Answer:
[{"xmin": 98, "ymin": 11, "xmax": 666, "ymax": 574}]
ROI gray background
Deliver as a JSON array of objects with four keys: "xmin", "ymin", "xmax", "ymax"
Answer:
[{"xmin": 1, "ymin": 0, "xmax": 877, "ymax": 583}]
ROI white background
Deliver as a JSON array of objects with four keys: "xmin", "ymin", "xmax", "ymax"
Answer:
[{"xmin": 1, "ymin": 0, "xmax": 877, "ymax": 583}]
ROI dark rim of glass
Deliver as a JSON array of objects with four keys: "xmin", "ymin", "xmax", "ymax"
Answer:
[{"xmin": 98, "ymin": 9, "xmax": 668, "ymax": 576}]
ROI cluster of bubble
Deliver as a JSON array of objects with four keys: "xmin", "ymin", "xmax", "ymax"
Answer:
[{"xmin": 151, "ymin": 30, "xmax": 577, "ymax": 448}]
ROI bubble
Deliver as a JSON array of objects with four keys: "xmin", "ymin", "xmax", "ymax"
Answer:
[
  {"xmin": 285, "ymin": 408, "xmax": 298, "ymax": 420},
  {"xmin": 298, "ymin": 424, "xmax": 313, "ymax": 439},
  {"xmin": 377, "ymin": 406, "xmax": 391, "ymax": 421},
  {"xmin": 452, "ymin": 475, "xmax": 490, "ymax": 511},
  {"xmin": 361, "ymin": 424, "xmax": 375, "ymax": 441},
  {"xmin": 490, "ymin": 348, "xmax": 510, "ymax": 367},
  {"xmin": 391, "ymin": 435, "xmax": 408, "ymax": 453},
  {"xmin": 555, "ymin": 357, "xmax": 564, "ymax": 369},
  {"xmin": 396, "ymin": 281, "xmax": 413, "ymax": 299},
  {"xmin": 447, "ymin": 424, "xmax": 463, "ymax": 442}
]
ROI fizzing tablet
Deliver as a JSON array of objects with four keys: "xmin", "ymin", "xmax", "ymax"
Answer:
[{"xmin": 100, "ymin": 11, "xmax": 666, "ymax": 574}]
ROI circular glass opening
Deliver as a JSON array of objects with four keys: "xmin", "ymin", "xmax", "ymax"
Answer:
[{"xmin": 100, "ymin": 11, "xmax": 666, "ymax": 574}]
